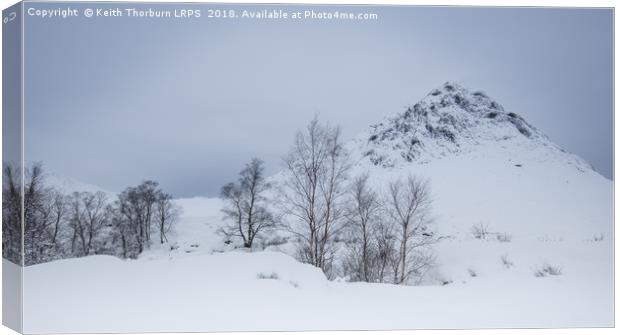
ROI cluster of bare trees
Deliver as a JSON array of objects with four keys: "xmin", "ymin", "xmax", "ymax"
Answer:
[
  {"xmin": 218, "ymin": 117, "xmax": 438, "ymax": 284},
  {"xmin": 343, "ymin": 175, "xmax": 436, "ymax": 284},
  {"xmin": 278, "ymin": 117, "xmax": 438, "ymax": 284},
  {"xmin": 2, "ymin": 163, "xmax": 180, "ymax": 266},
  {"xmin": 112, "ymin": 180, "xmax": 180, "ymax": 258},
  {"xmin": 2, "ymin": 164, "xmax": 25, "ymax": 264},
  {"xmin": 3, "ymin": 163, "xmax": 73, "ymax": 265},
  {"xmin": 66, "ymin": 191, "xmax": 110, "ymax": 258}
]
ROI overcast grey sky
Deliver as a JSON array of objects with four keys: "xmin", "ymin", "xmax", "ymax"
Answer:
[{"xmin": 24, "ymin": 3, "xmax": 613, "ymax": 197}]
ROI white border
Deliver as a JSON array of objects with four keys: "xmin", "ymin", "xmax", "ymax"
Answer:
[{"xmin": 0, "ymin": 1, "xmax": 616, "ymax": 335}]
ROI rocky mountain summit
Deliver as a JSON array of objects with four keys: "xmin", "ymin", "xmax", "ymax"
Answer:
[{"xmin": 353, "ymin": 82, "xmax": 587, "ymax": 170}]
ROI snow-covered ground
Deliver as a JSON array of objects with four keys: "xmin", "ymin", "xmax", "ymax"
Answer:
[
  {"xmin": 21, "ymin": 83, "xmax": 614, "ymax": 332},
  {"xmin": 21, "ymin": 249, "xmax": 613, "ymax": 333},
  {"xmin": 22, "ymin": 162, "xmax": 613, "ymax": 332},
  {"xmin": 22, "ymin": 233, "xmax": 613, "ymax": 333}
]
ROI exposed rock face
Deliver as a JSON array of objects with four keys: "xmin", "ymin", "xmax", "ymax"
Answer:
[{"xmin": 354, "ymin": 82, "xmax": 571, "ymax": 168}]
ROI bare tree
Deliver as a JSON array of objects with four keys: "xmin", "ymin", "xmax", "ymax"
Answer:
[
  {"xmin": 22, "ymin": 163, "xmax": 67, "ymax": 265},
  {"xmin": 108, "ymin": 204, "xmax": 135, "ymax": 259},
  {"xmin": 136, "ymin": 180, "xmax": 159, "ymax": 246},
  {"xmin": 220, "ymin": 158, "xmax": 275, "ymax": 248},
  {"xmin": 115, "ymin": 181, "xmax": 159, "ymax": 253},
  {"xmin": 385, "ymin": 176, "xmax": 435, "ymax": 285},
  {"xmin": 373, "ymin": 220, "xmax": 398, "ymax": 283},
  {"xmin": 49, "ymin": 191, "xmax": 68, "ymax": 246},
  {"xmin": 68, "ymin": 191, "xmax": 109, "ymax": 257},
  {"xmin": 116, "ymin": 186, "xmax": 146, "ymax": 253},
  {"xmin": 344, "ymin": 174, "xmax": 382, "ymax": 282},
  {"xmin": 23, "ymin": 163, "xmax": 48, "ymax": 264},
  {"xmin": 36, "ymin": 190, "xmax": 71, "ymax": 261},
  {"xmin": 154, "ymin": 192, "xmax": 180, "ymax": 244},
  {"xmin": 281, "ymin": 117, "xmax": 350, "ymax": 277}
]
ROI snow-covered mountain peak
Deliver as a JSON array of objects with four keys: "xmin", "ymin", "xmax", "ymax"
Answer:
[
  {"xmin": 353, "ymin": 82, "xmax": 585, "ymax": 170},
  {"xmin": 44, "ymin": 173, "xmax": 117, "ymax": 198}
]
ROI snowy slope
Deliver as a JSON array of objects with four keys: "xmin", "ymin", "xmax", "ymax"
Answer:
[
  {"xmin": 350, "ymin": 136, "xmax": 612, "ymax": 240},
  {"xmin": 45, "ymin": 173, "xmax": 117, "ymax": 198},
  {"xmin": 138, "ymin": 197, "xmax": 227, "ymax": 260},
  {"xmin": 22, "ymin": 82, "xmax": 614, "ymax": 332},
  {"xmin": 349, "ymin": 82, "xmax": 611, "ymax": 240}
]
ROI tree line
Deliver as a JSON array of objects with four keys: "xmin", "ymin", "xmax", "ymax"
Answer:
[
  {"xmin": 2, "ymin": 163, "xmax": 180, "ymax": 266},
  {"xmin": 221, "ymin": 117, "xmax": 438, "ymax": 285},
  {"xmin": 3, "ymin": 117, "xmax": 437, "ymax": 285}
]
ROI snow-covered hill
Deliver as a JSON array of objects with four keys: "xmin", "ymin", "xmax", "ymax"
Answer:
[
  {"xmin": 349, "ymin": 82, "xmax": 611, "ymax": 240},
  {"xmin": 354, "ymin": 82, "xmax": 589, "ymax": 169},
  {"xmin": 45, "ymin": 173, "xmax": 117, "ymax": 198},
  {"xmin": 22, "ymin": 82, "xmax": 614, "ymax": 332}
]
